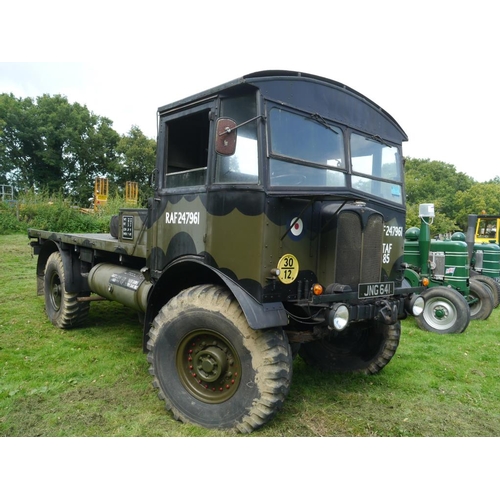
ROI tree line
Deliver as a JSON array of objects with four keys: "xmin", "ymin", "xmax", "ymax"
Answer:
[
  {"xmin": 404, "ymin": 158, "xmax": 500, "ymax": 233},
  {"xmin": 0, "ymin": 93, "xmax": 156, "ymax": 206},
  {"xmin": 1, "ymin": 92, "xmax": 500, "ymax": 232}
]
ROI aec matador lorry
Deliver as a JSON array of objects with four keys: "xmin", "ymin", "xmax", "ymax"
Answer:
[{"xmin": 28, "ymin": 70, "xmax": 424, "ymax": 433}]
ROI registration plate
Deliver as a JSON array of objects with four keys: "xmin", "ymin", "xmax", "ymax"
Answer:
[{"xmin": 358, "ymin": 281, "xmax": 394, "ymax": 299}]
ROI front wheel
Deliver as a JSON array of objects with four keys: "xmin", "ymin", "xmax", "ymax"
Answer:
[
  {"xmin": 298, "ymin": 320, "xmax": 401, "ymax": 374},
  {"xmin": 415, "ymin": 287, "xmax": 470, "ymax": 334},
  {"xmin": 146, "ymin": 285, "xmax": 293, "ymax": 433}
]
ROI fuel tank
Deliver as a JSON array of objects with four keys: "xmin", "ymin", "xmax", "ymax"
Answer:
[{"xmin": 88, "ymin": 263, "xmax": 152, "ymax": 312}]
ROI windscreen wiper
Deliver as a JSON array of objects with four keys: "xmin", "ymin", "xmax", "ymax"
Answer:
[
  {"xmin": 308, "ymin": 113, "xmax": 338, "ymax": 134},
  {"xmin": 367, "ymin": 134, "xmax": 391, "ymax": 147}
]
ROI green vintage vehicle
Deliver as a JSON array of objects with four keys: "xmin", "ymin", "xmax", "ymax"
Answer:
[
  {"xmin": 28, "ymin": 70, "xmax": 424, "ymax": 432},
  {"xmin": 404, "ymin": 205, "xmax": 496, "ymax": 334}
]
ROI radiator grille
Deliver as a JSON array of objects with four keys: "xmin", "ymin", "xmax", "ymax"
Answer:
[
  {"xmin": 362, "ymin": 215, "xmax": 383, "ymax": 283},
  {"xmin": 335, "ymin": 211, "xmax": 383, "ymax": 287},
  {"xmin": 336, "ymin": 212, "xmax": 362, "ymax": 285}
]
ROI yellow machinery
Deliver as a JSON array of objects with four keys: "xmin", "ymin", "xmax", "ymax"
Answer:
[
  {"xmin": 475, "ymin": 214, "xmax": 500, "ymax": 245},
  {"xmin": 79, "ymin": 178, "xmax": 139, "ymax": 214},
  {"xmin": 125, "ymin": 181, "xmax": 138, "ymax": 205},
  {"xmin": 94, "ymin": 177, "xmax": 109, "ymax": 211}
]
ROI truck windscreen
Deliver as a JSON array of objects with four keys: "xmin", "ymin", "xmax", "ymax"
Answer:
[
  {"xmin": 267, "ymin": 106, "xmax": 404, "ymax": 205},
  {"xmin": 351, "ymin": 133, "xmax": 403, "ymax": 204},
  {"xmin": 268, "ymin": 107, "xmax": 346, "ymax": 188}
]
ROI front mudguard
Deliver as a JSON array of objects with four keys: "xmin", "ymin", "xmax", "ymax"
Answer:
[{"xmin": 142, "ymin": 259, "xmax": 288, "ymax": 351}]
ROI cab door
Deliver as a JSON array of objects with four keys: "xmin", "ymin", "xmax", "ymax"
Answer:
[{"xmin": 148, "ymin": 101, "xmax": 215, "ymax": 274}]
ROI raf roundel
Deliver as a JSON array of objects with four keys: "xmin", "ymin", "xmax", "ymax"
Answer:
[{"xmin": 290, "ymin": 217, "xmax": 303, "ymax": 238}]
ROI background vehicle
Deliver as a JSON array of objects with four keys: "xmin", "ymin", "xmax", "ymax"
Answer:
[
  {"xmin": 472, "ymin": 214, "xmax": 500, "ymax": 246},
  {"xmin": 404, "ymin": 204, "xmax": 494, "ymax": 334},
  {"xmin": 28, "ymin": 71, "xmax": 423, "ymax": 433},
  {"xmin": 466, "ymin": 214, "xmax": 500, "ymax": 305}
]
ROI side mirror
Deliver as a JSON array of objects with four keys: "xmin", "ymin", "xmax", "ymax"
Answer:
[{"xmin": 215, "ymin": 118, "xmax": 237, "ymax": 156}]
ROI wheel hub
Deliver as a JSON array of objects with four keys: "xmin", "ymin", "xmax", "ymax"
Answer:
[
  {"xmin": 177, "ymin": 331, "xmax": 242, "ymax": 404},
  {"xmin": 423, "ymin": 296, "xmax": 458, "ymax": 329},
  {"xmin": 434, "ymin": 307, "xmax": 446, "ymax": 319},
  {"xmin": 50, "ymin": 277, "xmax": 62, "ymax": 310},
  {"xmin": 193, "ymin": 346, "xmax": 228, "ymax": 383}
]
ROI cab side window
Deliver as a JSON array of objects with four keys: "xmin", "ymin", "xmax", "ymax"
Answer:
[
  {"xmin": 215, "ymin": 95, "xmax": 259, "ymax": 184},
  {"xmin": 165, "ymin": 109, "xmax": 210, "ymax": 188}
]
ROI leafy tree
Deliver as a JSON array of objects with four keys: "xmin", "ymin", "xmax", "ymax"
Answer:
[
  {"xmin": 0, "ymin": 94, "xmax": 44, "ymax": 191},
  {"xmin": 486, "ymin": 176, "xmax": 500, "ymax": 184},
  {"xmin": 454, "ymin": 183, "xmax": 500, "ymax": 229},
  {"xmin": 405, "ymin": 157, "xmax": 476, "ymax": 232},
  {"xmin": 405, "ymin": 157, "xmax": 474, "ymax": 215},
  {"xmin": 0, "ymin": 93, "xmax": 120, "ymax": 205}
]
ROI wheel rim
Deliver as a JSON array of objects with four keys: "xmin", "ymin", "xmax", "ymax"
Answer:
[
  {"xmin": 468, "ymin": 294, "xmax": 481, "ymax": 315},
  {"xmin": 422, "ymin": 296, "xmax": 458, "ymax": 329},
  {"xmin": 49, "ymin": 272, "xmax": 62, "ymax": 312},
  {"xmin": 176, "ymin": 329, "xmax": 242, "ymax": 404}
]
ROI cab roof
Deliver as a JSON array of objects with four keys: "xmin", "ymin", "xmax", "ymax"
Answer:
[{"xmin": 158, "ymin": 70, "xmax": 407, "ymax": 143}]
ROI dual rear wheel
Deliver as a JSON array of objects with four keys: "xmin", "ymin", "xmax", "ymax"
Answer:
[{"xmin": 44, "ymin": 252, "xmax": 90, "ymax": 329}]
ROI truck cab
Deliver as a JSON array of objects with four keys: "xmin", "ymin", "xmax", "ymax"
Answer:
[
  {"xmin": 139, "ymin": 71, "xmax": 419, "ymax": 333},
  {"xmin": 474, "ymin": 215, "xmax": 500, "ymax": 245}
]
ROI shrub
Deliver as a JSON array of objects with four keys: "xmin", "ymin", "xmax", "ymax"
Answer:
[
  {"xmin": 1, "ymin": 190, "xmax": 142, "ymax": 235},
  {"xmin": 0, "ymin": 202, "xmax": 27, "ymax": 235}
]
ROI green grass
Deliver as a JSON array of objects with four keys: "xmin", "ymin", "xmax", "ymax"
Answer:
[{"xmin": 1, "ymin": 233, "xmax": 499, "ymax": 437}]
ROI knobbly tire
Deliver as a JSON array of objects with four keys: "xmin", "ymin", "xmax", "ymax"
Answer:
[
  {"xmin": 298, "ymin": 320, "xmax": 401, "ymax": 374},
  {"xmin": 146, "ymin": 284, "xmax": 293, "ymax": 433},
  {"xmin": 468, "ymin": 279, "xmax": 494, "ymax": 321},
  {"xmin": 470, "ymin": 275, "xmax": 500, "ymax": 308},
  {"xmin": 416, "ymin": 287, "xmax": 470, "ymax": 333},
  {"xmin": 44, "ymin": 252, "xmax": 90, "ymax": 329}
]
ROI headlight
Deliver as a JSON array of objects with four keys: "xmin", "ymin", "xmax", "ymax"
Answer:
[
  {"xmin": 410, "ymin": 295, "xmax": 425, "ymax": 316},
  {"xmin": 328, "ymin": 303, "xmax": 349, "ymax": 331}
]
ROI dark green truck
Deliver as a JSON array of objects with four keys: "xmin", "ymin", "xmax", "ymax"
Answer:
[{"xmin": 28, "ymin": 70, "xmax": 423, "ymax": 432}]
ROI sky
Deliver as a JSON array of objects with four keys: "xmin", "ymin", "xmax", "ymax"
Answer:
[{"xmin": 1, "ymin": 0, "xmax": 499, "ymax": 184}]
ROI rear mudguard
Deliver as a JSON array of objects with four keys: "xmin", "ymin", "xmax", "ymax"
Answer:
[{"xmin": 31, "ymin": 239, "xmax": 90, "ymax": 295}]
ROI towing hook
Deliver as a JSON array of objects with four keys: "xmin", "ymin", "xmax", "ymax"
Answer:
[{"xmin": 376, "ymin": 299, "xmax": 398, "ymax": 324}]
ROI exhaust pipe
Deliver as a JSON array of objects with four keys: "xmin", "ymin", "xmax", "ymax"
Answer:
[{"xmin": 466, "ymin": 214, "xmax": 478, "ymax": 261}]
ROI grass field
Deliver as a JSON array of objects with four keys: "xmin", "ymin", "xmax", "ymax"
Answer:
[{"xmin": 1, "ymin": 233, "xmax": 499, "ymax": 437}]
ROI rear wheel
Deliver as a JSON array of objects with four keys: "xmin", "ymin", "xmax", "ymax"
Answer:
[
  {"xmin": 470, "ymin": 275, "xmax": 500, "ymax": 308},
  {"xmin": 467, "ymin": 279, "xmax": 494, "ymax": 320},
  {"xmin": 298, "ymin": 320, "xmax": 401, "ymax": 374},
  {"xmin": 44, "ymin": 252, "xmax": 90, "ymax": 329},
  {"xmin": 416, "ymin": 287, "xmax": 470, "ymax": 333},
  {"xmin": 147, "ymin": 284, "xmax": 293, "ymax": 433}
]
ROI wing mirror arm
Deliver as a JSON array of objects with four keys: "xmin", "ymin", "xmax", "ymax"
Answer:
[{"xmin": 215, "ymin": 115, "xmax": 264, "ymax": 156}]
